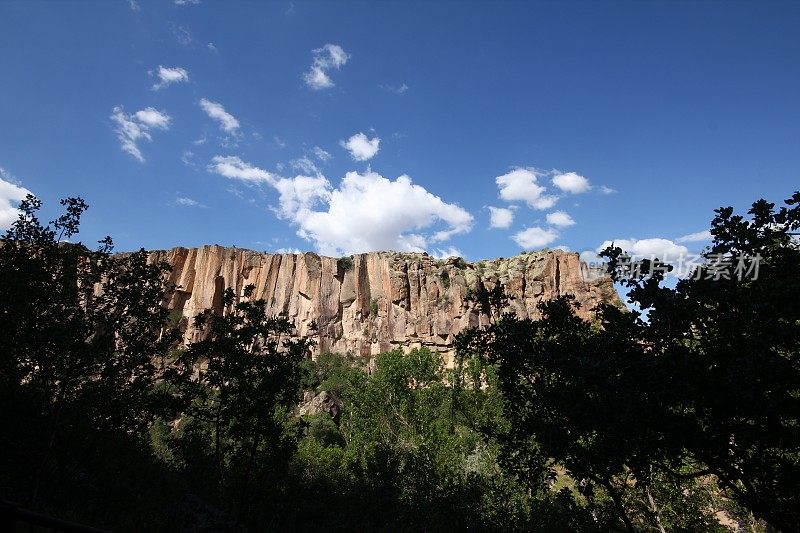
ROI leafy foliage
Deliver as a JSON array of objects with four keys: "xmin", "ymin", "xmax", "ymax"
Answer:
[
  {"xmin": 458, "ymin": 191, "xmax": 800, "ymax": 531},
  {"xmin": 0, "ymin": 196, "xmax": 180, "ymax": 528},
  {"xmin": 336, "ymin": 256, "xmax": 353, "ymax": 274}
]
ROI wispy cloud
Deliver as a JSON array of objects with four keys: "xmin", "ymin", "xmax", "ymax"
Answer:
[
  {"xmin": 304, "ymin": 44, "xmax": 349, "ymax": 90},
  {"xmin": 175, "ymin": 196, "xmax": 205, "ymax": 207},
  {"xmin": 290, "ymin": 156, "xmax": 320, "ymax": 175},
  {"xmin": 312, "ymin": 146, "xmax": 332, "ymax": 162},
  {"xmin": 198, "ymin": 98, "xmax": 241, "ymax": 137},
  {"xmin": 174, "ymin": 0, "xmax": 200, "ymax": 5},
  {"xmin": 110, "ymin": 106, "xmax": 171, "ymax": 162},
  {"xmin": 171, "ymin": 24, "xmax": 192, "ymax": 45},
  {"xmin": 380, "ymin": 83, "xmax": 409, "ymax": 94},
  {"xmin": 676, "ymin": 230, "xmax": 712, "ymax": 243},
  {"xmin": 152, "ymin": 66, "xmax": 189, "ymax": 90}
]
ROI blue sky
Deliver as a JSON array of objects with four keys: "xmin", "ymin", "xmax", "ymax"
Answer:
[{"xmin": 1, "ymin": 0, "xmax": 798, "ymax": 262}]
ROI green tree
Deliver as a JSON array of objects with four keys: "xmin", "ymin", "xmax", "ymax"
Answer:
[
  {"xmin": 0, "ymin": 196, "xmax": 180, "ymax": 527},
  {"xmin": 458, "ymin": 191, "xmax": 800, "ymax": 531},
  {"xmin": 174, "ymin": 284, "xmax": 315, "ymax": 521}
]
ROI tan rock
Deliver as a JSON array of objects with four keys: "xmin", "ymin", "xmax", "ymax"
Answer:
[{"xmin": 147, "ymin": 246, "xmax": 621, "ymax": 366}]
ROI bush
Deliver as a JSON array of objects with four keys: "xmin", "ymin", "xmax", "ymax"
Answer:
[{"xmin": 337, "ymin": 256, "xmax": 353, "ymax": 274}]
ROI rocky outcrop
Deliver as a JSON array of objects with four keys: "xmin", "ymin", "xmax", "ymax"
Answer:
[
  {"xmin": 149, "ymin": 246, "xmax": 620, "ymax": 365},
  {"xmin": 297, "ymin": 391, "xmax": 343, "ymax": 420}
]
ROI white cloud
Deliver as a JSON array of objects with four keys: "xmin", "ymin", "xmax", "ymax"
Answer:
[
  {"xmin": 495, "ymin": 168, "xmax": 557, "ymax": 209},
  {"xmin": 152, "ymin": 66, "xmax": 189, "ymax": 90},
  {"xmin": 128, "ymin": 0, "xmax": 140, "ymax": 11},
  {"xmin": 312, "ymin": 146, "xmax": 332, "ymax": 162},
  {"xmin": 175, "ymin": 196, "xmax": 205, "ymax": 207},
  {"xmin": 381, "ymin": 83, "xmax": 409, "ymax": 94},
  {"xmin": 512, "ymin": 226, "xmax": 558, "ymax": 249},
  {"xmin": 600, "ymin": 185, "xmax": 617, "ymax": 194},
  {"xmin": 341, "ymin": 132, "xmax": 380, "ymax": 161},
  {"xmin": 181, "ymin": 150, "xmax": 195, "ymax": 166},
  {"xmin": 546, "ymin": 210, "xmax": 576, "ymax": 227},
  {"xmin": 304, "ymin": 44, "xmax": 349, "ymax": 90},
  {"xmin": 0, "ymin": 168, "xmax": 31, "ymax": 230},
  {"xmin": 198, "ymin": 98, "xmax": 240, "ymax": 133},
  {"xmin": 276, "ymin": 247, "xmax": 303, "ymax": 254},
  {"xmin": 175, "ymin": 0, "xmax": 200, "ymax": 5},
  {"xmin": 110, "ymin": 106, "xmax": 171, "ymax": 162},
  {"xmin": 488, "ymin": 206, "xmax": 514, "ymax": 229},
  {"xmin": 552, "ymin": 171, "xmax": 591, "ymax": 194},
  {"xmin": 596, "ymin": 238, "xmax": 689, "ymax": 263},
  {"xmin": 290, "ymin": 156, "xmax": 320, "ymax": 176},
  {"xmin": 208, "ymin": 155, "xmax": 275, "ymax": 183},
  {"xmin": 676, "ymin": 229, "xmax": 712, "ymax": 243},
  {"xmin": 207, "ymin": 42, "xmax": 218, "ymax": 53},
  {"xmin": 134, "ymin": 107, "xmax": 171, "ymax": 129},
  {"xmin": 595, "ymin": 237, "xmax": 700, "ymax": 277},
  {"xmin": 207, "ymin": 159, "xmax": 473, "ymax": 256},
  {"xmin": 272, "ymin": 174, "xmax": 332, "ymax": 220},
  {"xmin": 172, "ymin": 24, "xmax": 192, "ymax": 45},
  {"xmin": 296, "ymin": 171, "xmax": 472, "ymax": 255},
  {"xmin": 431, "ymin": 247, "xmax": 463, "ymax": 260}
]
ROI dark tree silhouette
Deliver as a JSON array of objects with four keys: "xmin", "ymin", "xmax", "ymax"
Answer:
[{"xmin": 458, "ymin": 192, "xmax": 800, "ymax": 531}]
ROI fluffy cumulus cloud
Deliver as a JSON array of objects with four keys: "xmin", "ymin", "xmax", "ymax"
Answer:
[
  {"xmin": 207, "ymin": 159, "xmax": 473, "ymax": 256},
  {"xmin": 198, "ymin": 98, "xmax": 240, "ymax": 134},
  {"xmin": 488, "ymin": 206, "xmax": 514, "ymax": 229},
  {"xmin": 152, "ymin": 66, "xmax": 189, "ymax": 90},
  {"xmin": 304, "ymin": 44, "xmax": 349, "ymax": 90},
  {"xmin": 677, "ymin": 229, "xmax": 712, "ymax": 243},
  {"xmin": 296, "ymin": 171, "xmax": 472, "ymax": 255},
  {"xmin": 512, "ymin": 226, "xmax": 558, "ymax": 249},
  {"xmin": 0, "ymin": 168, "xmax": 31, "ymax": 229},
  {"xmin": 341, "ymin": 132, "xmax": 380, "ymax": 161},
  {"xmin": 110, "ymin": 106, "xmax": 171, "ymax": 162},
  {"xmin": 495, "ymin": 168, "xmax": 557, "ymax": 210},
  {"xmin": 546, "ymin": 210, "xmax": 576, "ymax": 227},
  {"xmin": 552, "ymin": 171, "xmax": 591, "ymax": 194}
]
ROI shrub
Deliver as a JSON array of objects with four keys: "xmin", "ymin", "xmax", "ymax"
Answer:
[{"xmin": 337, "ymin": 256, "xmax": 353, "ymax": 274}]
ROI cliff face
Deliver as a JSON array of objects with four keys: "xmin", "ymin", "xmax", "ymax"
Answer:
[{"xmin": 150, "ymin": 246, "xmax": 620, "ymax": 364}]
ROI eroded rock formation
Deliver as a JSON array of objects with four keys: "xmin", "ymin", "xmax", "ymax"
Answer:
[{"xmin": 149, "ymin": 246, "xmax": 620, "ymax": 364}]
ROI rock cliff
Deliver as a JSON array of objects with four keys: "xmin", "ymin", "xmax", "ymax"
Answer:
[{"xmin": 149, "ymin": 246, "xmax": 620, "ymax": 364}]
